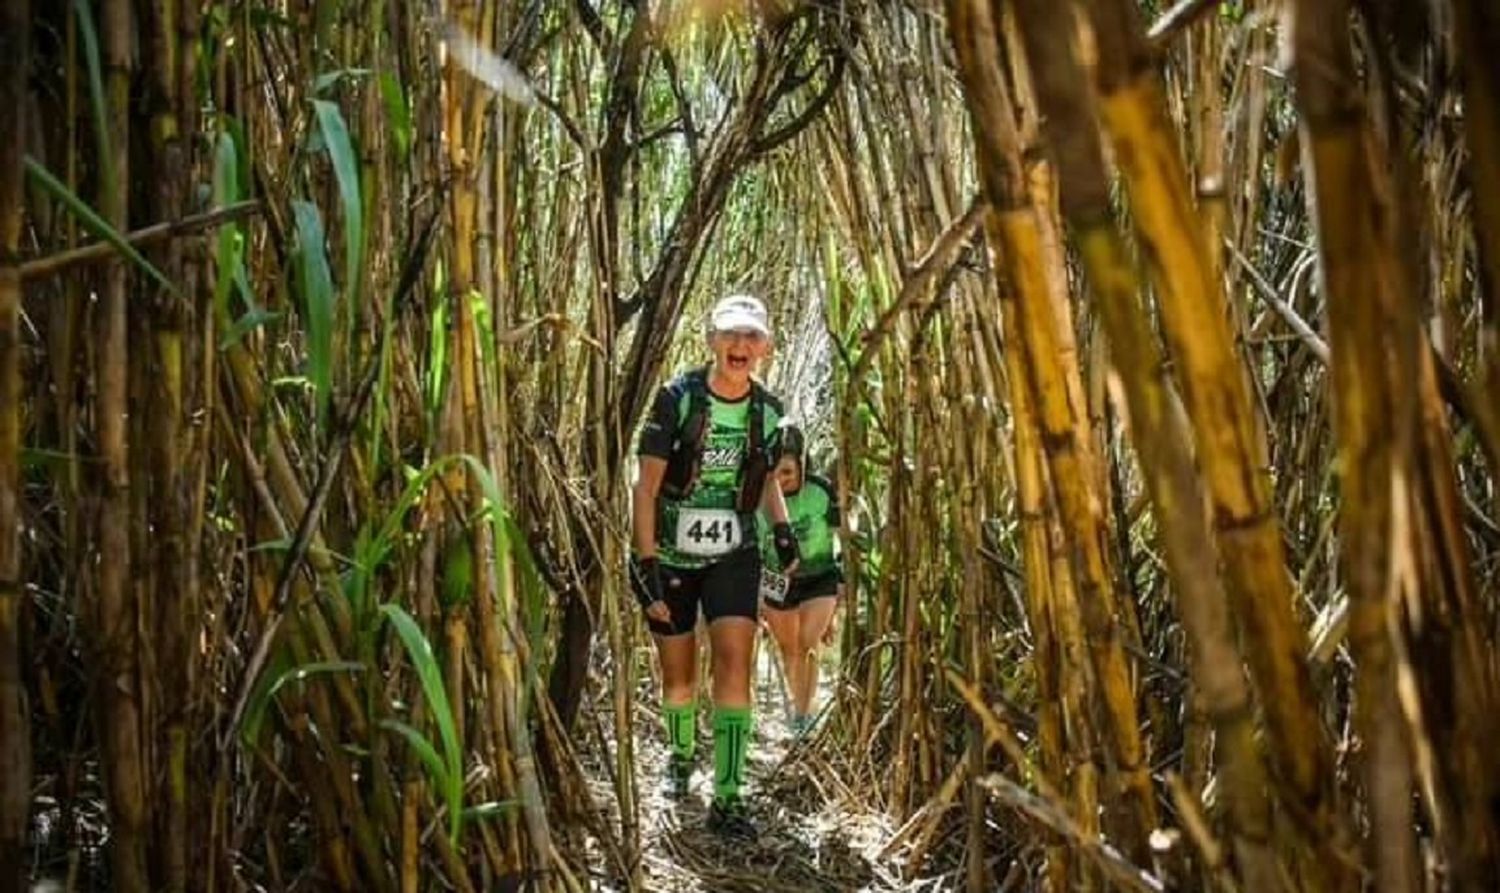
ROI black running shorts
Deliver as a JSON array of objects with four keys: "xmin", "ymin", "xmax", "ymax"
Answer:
[
  {"xmin": 763, "ymin": 571, "xmax": 840, "ymax": 612},
  {"xmin": 631, "ymin": 547, "xmax": 762, "ymax": 636}
]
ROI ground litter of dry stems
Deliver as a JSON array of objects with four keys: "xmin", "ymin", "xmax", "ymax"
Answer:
[{"xmin": 577, "ymin": 632, "xmax": 957, "ymax": 892}]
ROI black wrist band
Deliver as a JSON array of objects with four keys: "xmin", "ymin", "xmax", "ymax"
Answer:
[
  {"xmin": 772, "ymin": 523, "xmax": 798, "ymax": 566},
  {"xmin": 631, "ymin": 555, "xmax": 663, "ymax": 607}
]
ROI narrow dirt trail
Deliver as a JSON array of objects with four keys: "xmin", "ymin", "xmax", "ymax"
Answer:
[{"xmin": 582, "ymin": 631, "xmax": 921, "ymax": 892}]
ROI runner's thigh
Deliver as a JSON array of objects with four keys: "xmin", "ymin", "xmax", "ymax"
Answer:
[
  {"xmin": 785, "ymin": 572, "xmax": 839, "ymax": 610},
  {"xmin": 701, "ymin": 547, "xmax": 761, "ymax": 623}
]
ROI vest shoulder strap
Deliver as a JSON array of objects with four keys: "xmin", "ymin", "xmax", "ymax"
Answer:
[{"xmin": 679, "ymin": 366, "xmax": 712, "ymax": 448}]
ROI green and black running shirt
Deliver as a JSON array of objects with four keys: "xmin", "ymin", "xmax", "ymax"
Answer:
[
  {"xmin": 761, "ymin": 473, "xmax": 842, "ymax": 581},
  {"xmin": 638, "ymin": 367, "xmax": 785, "ymax": 569}
]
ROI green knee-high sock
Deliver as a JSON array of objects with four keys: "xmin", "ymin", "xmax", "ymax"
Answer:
[
  {"xmin": 663, "ymin": 700, "xmax": 697, "ymax": 761},
  {"xmin": 712, "ymin": 706, "xmax": 753, "ymax": 803}
]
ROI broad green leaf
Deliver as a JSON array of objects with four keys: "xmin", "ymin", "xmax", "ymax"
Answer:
[
  {"xmin": 246, "ymin": 538, "xmax": 293, "ymax": 555},
  {"xmin": 245, "ymin": 537, "xmax": 353, "ymax": 569},
  {"xmin": 456, "ymin": 457, "xmax": 549, "ymax": 714},
  {"xmin": 441, "ymin": 535, "xmax": 474, "ymax": 609},
  {"xmin": 219, "ymin": 308, "xmax": 281, "ymax": 350},
  {"xmin": 506, "ymin": 511, "xmax": 549, "ymax": 714},
  {"xmin": 240, "ymin": 658, "xmax": 364, "ymax": 745},
  {"xmin": 72, "ymin": 0, "xmax": 113, "ymax": 199},
  {"xmin": 212, "ymin": 130, "xmax": 239, "ymax": 209},
  {"xmin": 365, "ymin": 146, "xmax": 406, "ymax": 477},
  {"xmin": 312, "ymin": 99, "xmax": 364, "ymax": 308},
  {"xmin": 232, "ymin": 262, "xmax": 256, "ymax": 325},
  {"xmin": 343, "ymin": 526, "xmax": 372, "ymax": 625},
  {"xmin": 366, "ymin": 457, "xmax": 462, "ymax": 573},
  {"xmin": 380, "ymin": 605, "xmax": 464, "ymax": 843},
  {"xmin": 378, "ymin": 71, "xmax": 412, "ymax": 163},
  {"xmin": 467, "ymin": 289, "xmax": 495, "ymax": 365},
  {"xmin": 354, "ymin": 454, "xmax": 515, "ymax": 615},
  {"xmin": 212, "ymin": 131, "xmax": 244, "ymax": 327},
  {"xmin": 459, "ymin": 456, "xmax": 511, "ymax": 602},
  {"xmin": 238, "ymin": 649, "xmax": 292, "ymax": 747},
  {"xmin": 505, "ymin": 512, "xmax": 546, "ymax": 630},
  {"xmin": 25, "ymin": 157, "xmax": 173, "ymax": 292},
  {"xmin": 426, "ymin": 295, "xmax": 450, "ymax": 430},
  {"xmin": 291, "ymin": 200, "xmax": 336, "ymax": 424},
  {"xmin": 378, "ymin": 718, "xmax": 449, "ymax": 798},
  {"xmin": 223, "ymin": 116, "xmax": 252, "ymax": 206},
  {"xmin": 381, "ymin": 607, "xmax": 456, "ymax": 751}
]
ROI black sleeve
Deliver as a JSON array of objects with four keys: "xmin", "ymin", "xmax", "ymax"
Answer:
[{"xmin": 638, "ymin": 386, "xmax": 679, "ymax": 459}]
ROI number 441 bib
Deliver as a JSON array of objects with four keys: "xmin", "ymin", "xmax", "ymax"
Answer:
[{"xmin": 674, "ymin": 508, "xmax": 742, "ymax": 557}]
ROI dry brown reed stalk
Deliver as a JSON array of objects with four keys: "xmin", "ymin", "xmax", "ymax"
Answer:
[{"xmin": 0, "ymin": 1, "xmax": 29, "ymax": 887}]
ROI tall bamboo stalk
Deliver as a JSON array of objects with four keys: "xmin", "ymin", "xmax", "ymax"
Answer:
[
  {"xmin": 1287, "ymin": 2, "xmax": 1424, "ymax": 888},
  {"xmin": 178, "ymin": 0, "xmax": 211, "ymax": 876},
  {"xmin": 143, "ymin": 1, "xmax": 199, "ymax": 886},
  {"xmin": 948, "ymin": 0, "xmax": 1157, "ymax": 862},
  {"xmin": 1291, "ymin": 5, "xmax": 1500, "ymax": 887},
  {"xmin": 0, "ymin": 1, "xmax": 29, "ymax": 886},
  {"xmin": 1401, "ymin": 333, "xmax": 1500, "ymax": 890},
  {"xmin": 996, "ymin": 1, "xmax": 1284, "ymax": 887},
  {"xmin": 999, "ymin": 304, "xmax": 1069, "ymax": 893},
  {"xmin": 94, "ymin": 1, "xmax": 151, "ymax": 887},
  {"xmin": 1084, "ymin": 2, "xmax": 1357, "ymax": 886},
  {"xmin": 443, "ymin": 0, "xmax": 501, "ymax": 877}
]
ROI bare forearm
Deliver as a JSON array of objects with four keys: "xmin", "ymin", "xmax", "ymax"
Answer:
[
  {"xmin": 633, "ymin": 458, "xmax": 666, "ymax": 558},
  {"xmin": 762, "ymin": 477, "xmax": 790, "ymax": 525},
  {"xmin": 633, "ymin": 492, "xmax": 656, "ymax": 556}
]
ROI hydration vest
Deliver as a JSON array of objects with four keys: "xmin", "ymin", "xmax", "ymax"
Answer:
[{"xmin": 660, "ymin": 366, "xmax": 775, "ymax": 513}]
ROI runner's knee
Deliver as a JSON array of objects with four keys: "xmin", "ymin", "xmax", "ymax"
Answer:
[
  {"xmin": 663, "ymin": 680, "xmax": 696, "ymax": 704},
  {"xmin": 710, "ymin": 651, "xmax": 753, "ymax": 705},
  {"xmin": 711, "ymin": 639, "xmax": 752, "ymax": 677},
  {"xmin": 767, "ymin": 615, "xmax": 799, "ymax": 650}
]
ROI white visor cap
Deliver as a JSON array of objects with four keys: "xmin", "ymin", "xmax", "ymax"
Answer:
[{"xmin": 708, "ymin": 294, "xmax": 771, "ymax": 337}]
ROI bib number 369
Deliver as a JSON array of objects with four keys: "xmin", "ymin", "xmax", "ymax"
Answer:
[
  {"xmin": 674, "ymin": 509, "xmax": 740, "ymax": 557},
  {"xmin": 759, "ymin": 569, "xmax": 790, "ymax": 606}
]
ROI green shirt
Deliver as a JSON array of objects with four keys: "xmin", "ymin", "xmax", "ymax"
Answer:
[
  {"xmin": 638, "ymin": 368, "xmax": 784, "ymax": 569},
  {"xmin": 761, "ymin": 473, "xmax": 841, "ymax": 581}
]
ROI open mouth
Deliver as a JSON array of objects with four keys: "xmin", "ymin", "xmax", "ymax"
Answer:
[{"xmin": 726, "ymin": 353, "xmax": 750, "ymax": 371}]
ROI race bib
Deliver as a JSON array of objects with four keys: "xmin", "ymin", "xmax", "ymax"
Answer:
[
  {"xmin": 759, "ymin": 568, "xmax": 789, "ymax": 606},
  {"xmin": 674, "ymin": 508, "xmax": 742, "ymax": 557}
]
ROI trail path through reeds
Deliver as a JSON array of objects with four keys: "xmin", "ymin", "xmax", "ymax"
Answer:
[{"xmin": 582, "ymin": 630, "xmax": 941, "ymax": 892}]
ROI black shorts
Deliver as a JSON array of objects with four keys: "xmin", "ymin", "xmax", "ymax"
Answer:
[
  {"xmin": 764, "ymin": 571, "xmax": 840, "ymax": 612},
  {"xmin": 632, "ymin": 547, "xmax": 762, "ymax": 636}
]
